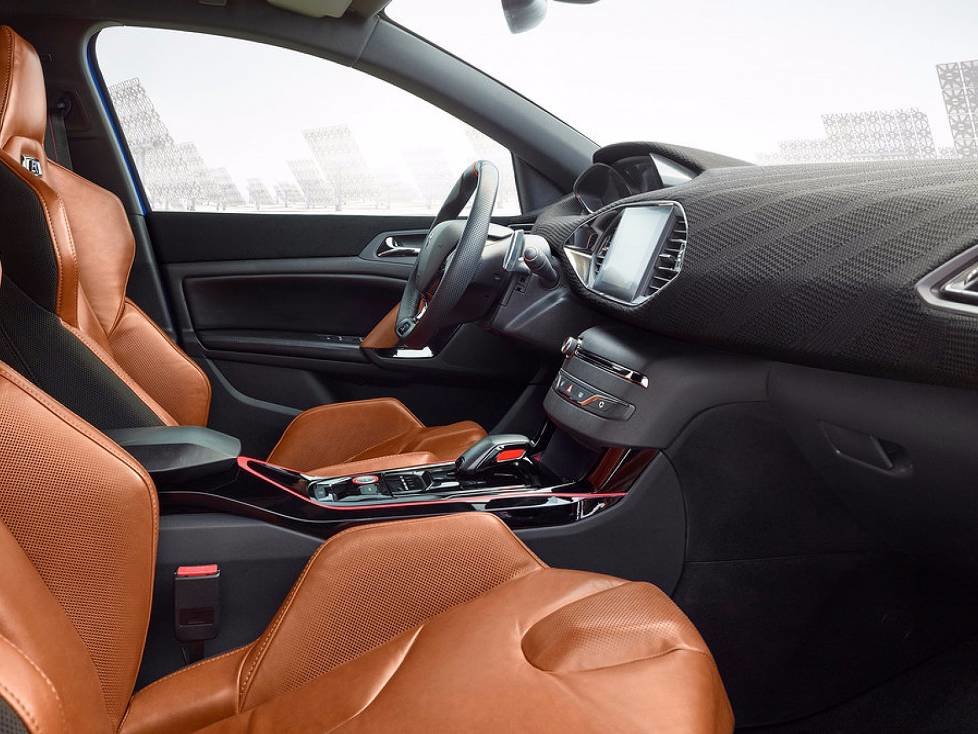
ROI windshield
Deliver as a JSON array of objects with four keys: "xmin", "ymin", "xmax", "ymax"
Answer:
[{"xmin": 389, "ymin": 0, "xmax": 978, "ymax": 164}]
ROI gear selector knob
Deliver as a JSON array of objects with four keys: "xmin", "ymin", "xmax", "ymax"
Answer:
[{"xmin": 456, "ymin": 435, "xmax": 531, "ymax": 475}]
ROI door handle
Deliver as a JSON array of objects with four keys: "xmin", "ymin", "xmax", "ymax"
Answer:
[{"xmin": 377, "ymin": 236, "xmax": 421, "ymax": 258}]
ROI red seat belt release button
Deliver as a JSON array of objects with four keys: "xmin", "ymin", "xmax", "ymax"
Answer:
[{"xmin": 176, "ymin": 564, "xmax": 219, "ymax": 578}]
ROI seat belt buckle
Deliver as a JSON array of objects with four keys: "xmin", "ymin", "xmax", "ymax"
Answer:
[{"xmin": 174, "ymin": 564, "xmax": 220, "ymax": 661}]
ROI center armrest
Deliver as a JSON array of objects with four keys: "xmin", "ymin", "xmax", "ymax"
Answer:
[{"xmin": 106, "ymin": 426, "xmax": 241, "ymax": 488}]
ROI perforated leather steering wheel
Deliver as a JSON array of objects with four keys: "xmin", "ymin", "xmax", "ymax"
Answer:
[{"xmin": 394, "ymin": 161, "xmax": 499, "ymax": 349}]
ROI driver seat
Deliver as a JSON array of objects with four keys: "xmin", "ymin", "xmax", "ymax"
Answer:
[{"xmin": 0, "ymin": 26, "xmax": 485, "ymax": 473}]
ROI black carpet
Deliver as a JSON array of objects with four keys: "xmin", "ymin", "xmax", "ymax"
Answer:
[{"xmin": 746, "ymin": 635, "xmax": 978, "ymax": 733}]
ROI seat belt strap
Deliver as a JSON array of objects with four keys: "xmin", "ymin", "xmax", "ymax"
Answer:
[{"xmin": 44, "ymin": 94, "xmax": 73, "ymax": 170}]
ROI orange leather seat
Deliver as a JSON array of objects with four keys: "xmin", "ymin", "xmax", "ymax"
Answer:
[
  {"xmin": 0, "ymin": 25, "xmax": 484, "ymax": 474},
  {"xmin": 0, "ymin": 353, "xmax": 733, "ymax": 733}
]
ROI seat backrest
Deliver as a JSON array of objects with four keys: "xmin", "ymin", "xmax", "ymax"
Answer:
[
  {"xmin": 0, "ymin": 255, "xmax": 158, "ymax": 732},
  {"xmin": 0, "ymin": 26, "xmax": 211, "ymax": 431}
]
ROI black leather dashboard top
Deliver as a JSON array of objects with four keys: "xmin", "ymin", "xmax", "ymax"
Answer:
[{"xmin": 534, "ymin": 159, "xmax": 978, "ymax": 388}]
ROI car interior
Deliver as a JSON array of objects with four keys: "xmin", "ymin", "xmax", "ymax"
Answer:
[{"xmin": 1, "ymin": 0, "xmax": 977, "ymax": 732}]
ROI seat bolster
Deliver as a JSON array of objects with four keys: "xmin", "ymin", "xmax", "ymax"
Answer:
[
  {"xmin": 63, "ymin": 320, "xmax": 178, "ymax": 426},
  {"xmin": 400, "ymin": 420, "xmax": 486, "ymax": 461},
  {"xmin": 306, "ymin": 451, "xmax": 439, "ymax": 478},
  {"xmin": 266, "ymin": 398, "xmax": 427, "ymax": 471},
  {"xmin": 238, "ymin": 513, "xmax": 545, "ymax": 709},
  {"xmin": 0, "ymin": 362, "xmax": 158, "ymax": 730},
  {"xmin": 108, "ymin": 300, "xmax": 212, "ymax": 426},
  {"xmin": 268, "ymin": 399, "xmax": 486, "ymax": 472},
  {"xmin": 194, "ymin": 564, "xmax": 734, "ymax": 734},
  {"xmin": 0, "ymin": 632, "xmax": 70, "ymax": 734},
  {"xmin": 120, "ymin": 646, "xmax": 251, "ymax": 734}
]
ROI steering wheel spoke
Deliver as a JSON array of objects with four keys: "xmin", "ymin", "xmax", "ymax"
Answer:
[{"xmin": 395, "ymin": 161, "xmax": 500, "ymax": 349}]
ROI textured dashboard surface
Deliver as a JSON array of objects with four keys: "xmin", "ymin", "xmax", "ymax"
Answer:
[{"xmin": 535, "ymin": 160, "xmax": 978, "ymax": 388}]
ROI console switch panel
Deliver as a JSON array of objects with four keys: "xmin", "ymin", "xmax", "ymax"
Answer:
[{"xmin": 553, "ymin": 371, "xmax": 635, "ymax": 421}]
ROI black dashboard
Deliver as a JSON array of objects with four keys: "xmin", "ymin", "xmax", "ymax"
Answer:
[{"xmin": 535, "ymin": 145, "xmax": 978, "ymax": 390}]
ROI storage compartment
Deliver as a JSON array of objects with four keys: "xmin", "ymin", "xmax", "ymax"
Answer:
[{"xmin": 770, "ymin": 363, "xmax": 978, "ymax": 559}]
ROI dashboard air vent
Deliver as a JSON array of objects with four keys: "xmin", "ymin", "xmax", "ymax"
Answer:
[
  {"xmin": 565, "ymin": 200, "xmax": 688, "ymax": 306},
  {"xmin": 592, "ymin": 240, "xmax": 611, "ymax": 275},
  {"xmin": 646, "ymin": 214, "xmax": 687, "ymax": 297}
]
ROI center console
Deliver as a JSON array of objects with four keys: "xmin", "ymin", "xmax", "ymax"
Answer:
[
  {"xmin": 128, "ymin": 416, "xmax": 655, "ymax": 539},
  {"xmin": 115, "ymin": 327, "xmax": 757, "ymax": 540}
]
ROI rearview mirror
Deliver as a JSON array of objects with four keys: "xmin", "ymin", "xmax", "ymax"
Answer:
[
  {"xmin": 501, "ymin": 0, "xmax": 599, "ymax": 35},
  {"xmin": 501, "ymin": 0, "xmax": 548, "ymax": 34}
]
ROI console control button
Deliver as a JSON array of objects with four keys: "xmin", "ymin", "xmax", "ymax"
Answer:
[
  {"xmin": 552, "ymin": 370, "xmax": 635, "ymax": 421},
  {"xmin": 581, "ymin": 395, "xmax": 635, "ymax": 420},
  {"xmin": 387, "ymin": 473, "xmax": 427, "ymax": 496}
]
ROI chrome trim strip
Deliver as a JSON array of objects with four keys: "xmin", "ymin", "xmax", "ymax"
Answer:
[
  {"xmin": 562, "ymin": 200, "xmax": 688, "ymax": 307},
  {"xmin": 916, "ymin": 242, "xmax": 978, "ymax": 316},
  {"xmin": 572, "ymin": 343, "xmax": 649, "ymax": 389}
]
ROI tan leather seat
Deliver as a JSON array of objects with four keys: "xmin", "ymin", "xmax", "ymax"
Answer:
[
  {"xmin": 0, "ymin": 25, "xmax": 484, "ymax": 473},
  {"xmin": 0, "ymin": 342, "xmax": 733, "ymax": 733}
]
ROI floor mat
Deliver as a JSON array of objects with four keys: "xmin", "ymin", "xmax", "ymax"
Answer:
[{"xmin": 745, "ymin": 636, "xmax": 978, "ymax": 733}]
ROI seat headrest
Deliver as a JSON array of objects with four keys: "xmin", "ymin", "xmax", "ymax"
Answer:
[{"xmin": 0, "ymin": 26, "xmax": 46, "ymax": 150}]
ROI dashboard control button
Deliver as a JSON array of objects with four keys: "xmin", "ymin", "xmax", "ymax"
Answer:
[
  {"xmin": 552, "ymin": 370, "xmax": 635, "ymax": 421},
  {"xmin": 570, "ymin": 384, "xmax": 592, "ymax": 403}
]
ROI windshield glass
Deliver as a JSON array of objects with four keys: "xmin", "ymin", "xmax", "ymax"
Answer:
[{"xmin": 389, "ymin": 0, "xmax": 978, "ymax": 164}]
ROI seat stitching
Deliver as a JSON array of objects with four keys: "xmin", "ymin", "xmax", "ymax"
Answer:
[
  {"xmin": 237, "ymin": 542, "xmax": 331, "ymax": 702},
  {"xmin": 119, "ymin": 645, "xmax": 251, "ymax": 733},
  {"xmin": 0, "ymin": 153, "xmax": 69, "ymax": 319},
  {"xmin": 344, "ymin": 427, "xmax": 422, "ymax": 462},
  {"xmin": 0, "ymin": 317, "xmax": 38, "ymax": 382},
  {"xmin": 322, "ymin": 626, "xmax": 424, "ymax": 733},
  {"xmin": 0, "ymin": 681, "xmax": 42, "ymax": 734},
  {"xmin": 525, "ymin": 642, "xmax": 717, "ymax": 675},
  {"xmin": 267, "ymin": 399, "xmax": 422, "ymax": 464},
  {"xmin": 0, "ymin": 364, "xmax": 160, "ymax": 717},
  {"xmin": 0, "ymin": 631, "xmax": 68, "ymax": 734},
  {"xmin": 308, "ymin": 451, "xmax": 437, "ymax": 475},
  {"xmin": 238, "ymin": 514, "xmax": 544, "ymax": 704},
  {"xmin": 62, "ymin": 321, "xmax": 177, "ymax": 426},
  {"xmin": 113, "ymin": 298, "xmax": 213, "ymax": 424},
  {"xmin": 130, "ymin": 644, "xmax": 251, "ymax": 696},
  {"xmin": 0, "ymin": 28, "xmax": 14, "ymax": 139},
  {"xmin": 48, "ymin": 161, "xmax": 131, "ymax": 333}
]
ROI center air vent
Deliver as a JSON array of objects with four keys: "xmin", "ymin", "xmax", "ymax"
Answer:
[
  {"xmin": 646, "ymin": 214, "xmax": 687, "ymax": 297},
  {"xmin": 592, "ymin": 239, "xmax": 611, "ymax": 275},
  {"xmin": 916, "ymin": 242, "xmax": 978, "ymax": 316},
  {"xmin": 566, "ymin": 201, "xmax": 688, "ymax": 306}
]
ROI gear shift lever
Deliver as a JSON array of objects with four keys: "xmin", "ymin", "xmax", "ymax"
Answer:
[{"xmin": 456, "ymin": 435, "xmax": 531, "ymax": 475}]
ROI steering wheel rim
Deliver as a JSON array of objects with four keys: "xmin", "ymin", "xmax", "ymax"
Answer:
[{"xmin": 395, "ymin": 160, "xmax": 499, "ymax": 348}]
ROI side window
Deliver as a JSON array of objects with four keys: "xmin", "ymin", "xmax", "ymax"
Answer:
[{"xmin": 95, "ymin": 27, "xmax": 520, "ymax": 215}]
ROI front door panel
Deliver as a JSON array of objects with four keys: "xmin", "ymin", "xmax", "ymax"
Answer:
[{"xmin": 152, "ymin": 213, "xmax": 547, "ymax": 456}]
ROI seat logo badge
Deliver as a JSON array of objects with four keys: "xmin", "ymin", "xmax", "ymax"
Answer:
[{"xmin": 20, "ymin": 155, "xmax": 42, "ymax": 176}]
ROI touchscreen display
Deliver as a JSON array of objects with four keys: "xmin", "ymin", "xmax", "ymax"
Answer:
[{"xmin": 591, "ymin": 206, "xmax": 675, "ymax": 302}]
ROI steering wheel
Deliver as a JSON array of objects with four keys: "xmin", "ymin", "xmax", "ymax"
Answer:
[{"xmin": 395, "ymin": 160, "xmax": 499, "ymax": 349}]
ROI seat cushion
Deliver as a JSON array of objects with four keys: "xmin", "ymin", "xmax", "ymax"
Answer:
[
  {"xmin": 266, "ymin": 397, "xmax": 486, "ymax": 473},
  {"xmin": 121, "ymin": 514, "xmax": 733, "ymax": 734}
]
